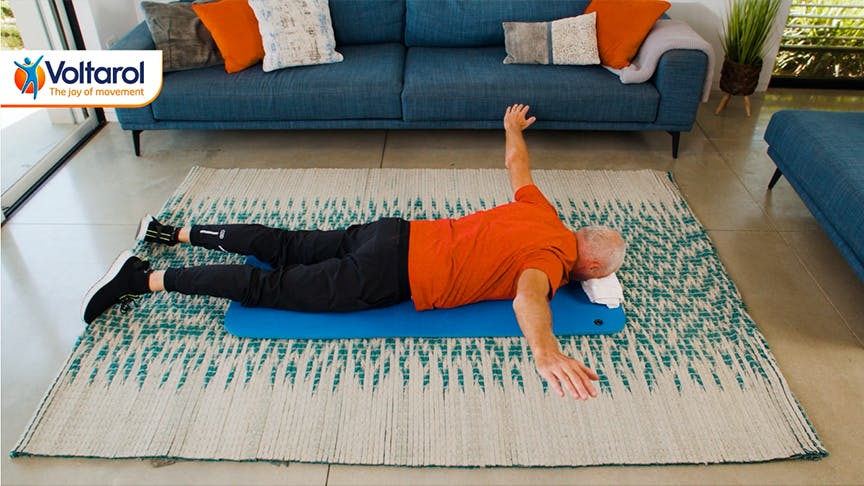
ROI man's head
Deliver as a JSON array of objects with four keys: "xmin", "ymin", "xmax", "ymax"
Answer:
[{"xmin": 570, "ymin": 226, "xmax": 626, "ymax": 281}]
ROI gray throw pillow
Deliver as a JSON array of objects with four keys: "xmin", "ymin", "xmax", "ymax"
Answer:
[
  {"xmin": 141, "ymin": 1, "xmax": 223, "ymax": 72},
  {"xmin": 503, "ymin": 12, "xmax": 600, "ymax": 65},
  {"xmin": 248, "ymin": 0, "xmax": 343, "ymax": 72}
]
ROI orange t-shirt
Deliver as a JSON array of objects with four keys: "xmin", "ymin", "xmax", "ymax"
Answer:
[{"xmin": 408, "ymin": 184, "xmax": 577, "ymax": 311}]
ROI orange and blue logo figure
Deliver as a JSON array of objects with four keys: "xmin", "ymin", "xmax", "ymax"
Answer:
[{"xmin": 14, "ymin": 56, "xmax": 46, "ymax": 100}]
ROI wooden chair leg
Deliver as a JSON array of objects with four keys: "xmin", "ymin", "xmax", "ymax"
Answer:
[
  {"xmin": 715, "ymin": 93, "xmax": 731, "ymax": 115},
  {"xmin": 744, "ymin": 96, "xmax": 752, "ymax": 117}
]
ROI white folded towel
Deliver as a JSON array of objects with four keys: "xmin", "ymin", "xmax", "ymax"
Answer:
[{"xmin": 581, "ymin": 273, "xmax": 625, "ymax": 309}]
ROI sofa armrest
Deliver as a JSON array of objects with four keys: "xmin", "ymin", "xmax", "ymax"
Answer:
[
  {"xmin": 651, "ymin": 49, "xmax": 708, "ymax": 129},
  {"xmin": 109, "ymin": 21, "xmax": 158, "ymax": 129}
]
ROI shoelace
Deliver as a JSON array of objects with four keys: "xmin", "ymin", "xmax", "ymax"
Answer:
[
  {"xmin": 118, "ymin": 294, "xmax": 140, "ymax": 314},
  {"xmin": 118, "ymin": 258, "xmax": 151, "ymax": 314}
]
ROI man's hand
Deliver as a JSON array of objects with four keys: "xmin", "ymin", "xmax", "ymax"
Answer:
[
  {"xmin": 513, "ymin": 268, "xmax": 600, "ymax": 401},
  {"xmin": 504, "ymin": 104, "xmax": 535, "ymax": 191},
  {"xmin": 534, "ymin": 350, "xmax": 600, "ymax": 400},
  {"xmin": 504, "ymin": 104, "xmax": 536, "ymax": 133}
]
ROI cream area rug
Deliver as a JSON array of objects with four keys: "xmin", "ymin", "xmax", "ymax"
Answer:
[{"xmin": 12, "ymin": 168, "xmax": 827, "ymax": 466}]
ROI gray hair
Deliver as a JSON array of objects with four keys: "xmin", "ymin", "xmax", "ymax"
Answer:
[{"xmin": 579, "ymin": 225, "xmax": 626, "ymax": 274}]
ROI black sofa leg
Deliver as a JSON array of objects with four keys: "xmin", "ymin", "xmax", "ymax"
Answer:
[
  {"xmin": 667, "ymin": 131, "xmax": 680, "ymax": 159},
  {"xmin": 768, "ymin": 168, "xmax": 783, "ymax": 190},
  {"xmin": 132, "ymin": 130, "xmax": 142, "ymax": 157}
]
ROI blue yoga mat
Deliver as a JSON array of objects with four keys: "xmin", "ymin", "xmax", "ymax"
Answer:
[{"xmin": 224, "ymin": 257, "xmax": 625, "ymax": 339}]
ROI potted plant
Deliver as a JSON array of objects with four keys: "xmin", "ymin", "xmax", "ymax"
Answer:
[{"xmin": 715, "ymin": 0, "xmax": 782, "ymax": 116}]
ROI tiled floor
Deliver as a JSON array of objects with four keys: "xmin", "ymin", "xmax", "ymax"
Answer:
[{"xmin": 2, "ymin": 89, "xmax": 863, "ymax": 485}]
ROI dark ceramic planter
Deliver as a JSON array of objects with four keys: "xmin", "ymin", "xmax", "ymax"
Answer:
[{"xmin": 719, "ymin": 57, "xmax": 762, "ymax": 96}]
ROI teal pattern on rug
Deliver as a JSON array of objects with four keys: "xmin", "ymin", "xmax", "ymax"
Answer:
[{"xmin": 13, "ymin": 168, "xmax": 827, "ymax": 466}]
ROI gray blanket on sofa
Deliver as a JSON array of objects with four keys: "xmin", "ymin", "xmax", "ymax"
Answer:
[{"xmin": 606, "ymin": 20, "xmax": 715, "ymax": 102}]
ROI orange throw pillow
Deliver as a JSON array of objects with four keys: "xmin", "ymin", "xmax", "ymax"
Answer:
[
  {"xmin": 192, "ymin": 0, "xmax": 265, "ymax": 73},
  {"xmin": 585, "ymin": 0, "xmax": 670, "ymax": 69}
]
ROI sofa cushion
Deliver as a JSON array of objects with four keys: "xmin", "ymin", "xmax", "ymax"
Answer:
[
  {"xmin": 140, "ymin": 1, "xmax": 223, "ymax": 72},
  {"xmin": 402, "ymin": 47, "xmax": 658, "ymax": 122},
  {"xmin": 192, "ymin": 0, "xmax": 265, "ymax": 73},
  {"xmin": 249, "ymin": 0, "xmax": 343, "ymax": 72},
  {"xmin": 406, "ymin": 0, "xmax": 590, "ymax": 47},
  {"xmin": 503, "ymin": 13, "xmax": 600, "ymax": 65},
  {"xmin": 585, "ymin": 0, "xmax": 670, "ymax": 69},
  {"xmin": 764, "ymin": 110, "xmax": 864, "ymax": 277},
  {"xmin": 151, "ymin": 44, "xmax": 404, "ymax": 121},
  {"xmin": 330, "ymin": 0, "xmax": 404, "ymax": 45}
]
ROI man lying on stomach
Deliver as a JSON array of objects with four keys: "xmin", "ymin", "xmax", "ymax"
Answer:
[{"xmin": 82, "ymin": 104, "xmax": 626, "ymax": 401}]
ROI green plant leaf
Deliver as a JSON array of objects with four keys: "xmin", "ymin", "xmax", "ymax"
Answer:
[{"xmin": 721, "ymin": 0, "xmax": 782, "ymax": 65}]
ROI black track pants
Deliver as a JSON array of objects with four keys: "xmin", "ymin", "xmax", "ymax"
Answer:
[{"xmin": 162, "ymin": 218, "xmax": 411, "ymax": 312}]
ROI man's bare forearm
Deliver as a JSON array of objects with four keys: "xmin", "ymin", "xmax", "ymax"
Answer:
[
  {"xmin": 515, "ymin": 270, "xmax": 600, "ymax": 401},
  {"xmin": 513, "ymin": 268, "xmax": 559, "ymax": 358},
  {"xmin": 513, "ymin": 291, "xmax": 559, "ymax": 357},
  {"xmin": 505, "ymin": 127, "xmax": 534, "ymax": 193},
  {"xmin": 502, "ymin": 104, "xmax": 535, "ymax": 193}
]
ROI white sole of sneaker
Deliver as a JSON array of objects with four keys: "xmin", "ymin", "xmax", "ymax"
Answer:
[
  {"xmin": 80, "ymin": 250, "xmax": 134, "ymax": 323},
  {"xmin": 136, "ymin": 214, "xmax": 155, "ymax": 242}
]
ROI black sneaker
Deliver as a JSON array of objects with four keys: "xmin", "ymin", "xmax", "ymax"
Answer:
[
  {"xmin": 136, "ymin": 214, "xmax": 179, "ymax": 246},
  {"xmin": 81, "ymin": 251, "xmax": 152, "ymax": 324}
]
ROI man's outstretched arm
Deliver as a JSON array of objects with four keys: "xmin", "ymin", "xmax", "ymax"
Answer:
[
  {"xmin": 513, "ymin": 268, "xmax": 600, "ymax": 400},
  {"xmin": 503, "ymin": 104, "xmax": 536, "ymax": 194}
]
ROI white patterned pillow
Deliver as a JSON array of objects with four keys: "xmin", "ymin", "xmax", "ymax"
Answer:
[
  {"xmin": 248, "ymin": 0, "xmax": 343, "ymax": 72},
  {"xmin": 503, "ymin": 13, "xmax": 600, "ymax": 65}
]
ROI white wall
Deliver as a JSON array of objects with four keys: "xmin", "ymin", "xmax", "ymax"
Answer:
[
  {"xmin": 71, "ymin": 0, "xmax": 139, "ymax": 121},
  {"xmin": 72, "ymin": 0, "xmax": 791, "ymax": 114},
  {"xmin": 668, "ymin": 0, "xmax": 792, "ymax": 93},
  {"xmin": 761, "ymin": 1, "xmax": 794, "ymax": 91},
  {"xmin": 72, "ymin": 0, "xmax": 140, "ymax": 49}
]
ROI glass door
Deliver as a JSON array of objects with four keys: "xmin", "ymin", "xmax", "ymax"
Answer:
[
  {"xmin": 772, "ymin": 0, "xmax": 863, "ymax": 87},
  {"xmin": 1, "ymin": 0, "xmax": 100, "ymax": 219}
]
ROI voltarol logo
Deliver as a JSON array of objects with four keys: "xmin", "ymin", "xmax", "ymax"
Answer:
[
  {"xmin": 14, "ymin": 55, "xmax": 46, "ymax": 100},
  {"xmin": 1, "ymin": 50, "xmax": 162, "ymax": 108}
]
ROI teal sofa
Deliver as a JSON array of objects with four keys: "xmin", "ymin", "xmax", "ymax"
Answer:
[
  {"xmin": 765, "ymin": 110, "xmax": 864, "ymax": 282},
  {"xmin": 112, "ymin": 0, "xmax": 709, "ymax": 157}
]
